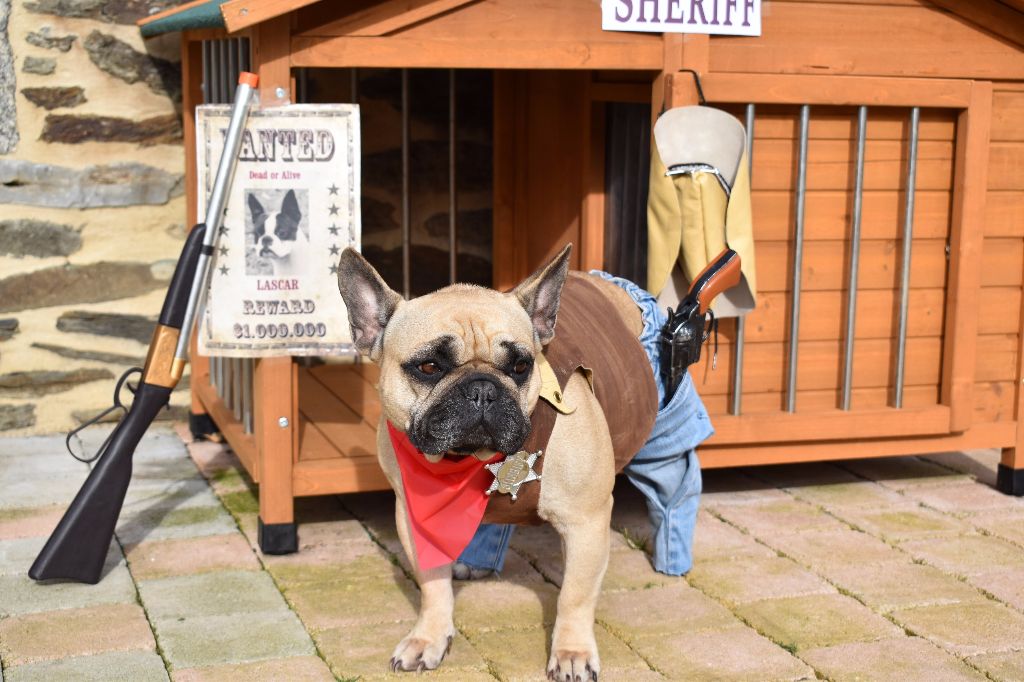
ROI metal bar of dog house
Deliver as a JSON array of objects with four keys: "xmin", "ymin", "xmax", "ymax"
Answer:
[
  {"xmin": 232, "ymin": 358, "xmax": 243, "ymax": 420},
  {"xmin": 351, "ymin": 68, "xmax": 358, "ymax": 103},
  {"xmin": 894, "ymin": 107, "xmax": 920, "ymax": 408},
  {"xmin": 401, "ymin": 68, "xmax": 412, "ymax": 299},
  {"xmin": 449, "ymin": 69, "xmax": 458, "ymax": 285},
  {"xmin": 242, "ymin": 358, "xmax": 253, "ymax": 434},
  {"xmin": 842, "ymin": 106, "xmax": 868, "ymax": 411},
  {"xmin": 227, "ymin": 38, "xmax": 238, "ymax": 90},
  {"xmin": 786, "ymin": 105, "xmax": 810, "ymax": 413},
  {"xmin": 731, "ymin": 104, "xmax": 755, "ymax": 416}
]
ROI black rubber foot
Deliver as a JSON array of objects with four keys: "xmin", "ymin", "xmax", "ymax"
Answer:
[
  {"xmin": 996, "ymin": 464, "xmax": 1024, "ymax": 497},
  {"xmin": 189, "ymin": 412, "xmax": 219, "ymax": 441},
  {"xmin": 258, "ymin": 517, "xmax": 298, "ymax": 554}
]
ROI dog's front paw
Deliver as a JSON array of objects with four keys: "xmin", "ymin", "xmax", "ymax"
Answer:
[
  {"xmin": 547, "ymin": 648, "xmax": 600, "ymax": 682},
  {"xmin": 389, "ymin": 630, "xmax": 454, "ymax": 673}
]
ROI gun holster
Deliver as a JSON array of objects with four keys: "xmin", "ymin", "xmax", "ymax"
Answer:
[{"xmin": 660, "ymin": 302, "xmax": 714, "ymax": 398}]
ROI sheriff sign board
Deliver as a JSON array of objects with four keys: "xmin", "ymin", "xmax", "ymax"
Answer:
[{"xmin": 602, "ymin": 0, "xmax": 761, "ymax": 36}]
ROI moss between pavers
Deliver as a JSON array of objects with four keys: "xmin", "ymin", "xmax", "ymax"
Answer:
[
  {"xmin": 691, "ymin": 512, "xmax": 777, "ymax": 562},
  {"xmin": 889, "ymin": 602, "xmax": 1024, "ymax": 657},
  {"xmin": 713, "ymin": 498, "xmax": 844, "ymax": 536},
  {"xmin": 315, "ymin": 620, "xmax": 490, "ymax": 680},
  {"xmin": 828, "ymin": 506, "xmax": 970, "ymax": 542},
  {"xmin": 154, "ymin": 611, "xmax": 315, "ymax": 670},
  {"xmin": 687, "ymin": 555, "xmax": 836, "ymax": 607},
  {"xmin": 602, "ymin": 548, "xmax": 678, "ymax": 592},
  {"xmin": 2, "ymin": 650, "xmax": 169, "ymax": 682},
  {"xmin": 629, "ymin": 625, "xmax": 813, "ymax": 681},
  {"xmin": 170, "ymin": 655, "xmax": 335, "ymax": 682},
  {"xmin": 0, "ymin": 564, "xmax": 137, "ymax": 618},
  {"xmin": 785, "ymin": 481, "xmax": 906, "ymax": 509},
  {"xmin": 597, "ymin": 582, "xmax": 739, "ymax": 642},
  {"xmin": 125, "ymin": 534, "xmax": 260, "ymax": 581},
  {"xmin": 270, "ymin": 550, "xmax": 406, "ymax": 589},
  {"xmin": 763, "ymin": 528, "xmax": 903, "ymax": 570},
  {"xmin": 800, "ymin": 637, "xmax": 988, "ymax": 682},
  {"xmin": 219, "ymin": 490, "xmax": 259, "ymax": 516},
  {"xmin": 284, "ymin": 574, "xmax": 420, "ymax": 629},
  {"xmin": 0, "ymin": 604, "xmax": 155, "ymax": 666},
  {"xmin": 820, "ymin": 561, "xmax": 988, "ymax": 613},
  {"xmin": 966, "ymin": 649, "xmax": 1024, "ymax": 682},
  {"xmin": 734, "ymin": 593, "xmax": 901, "ymax": 653}
]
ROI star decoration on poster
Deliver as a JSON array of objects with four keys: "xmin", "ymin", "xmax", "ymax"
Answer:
[
  {"xmin": 219, "ymin": 246, "xmax": 229, "ymax": 256},
  {"xmin": 329, "ymin": 244, "xmax": 340, "ymax": 255},
  {"xmin": 329, "ymin": 263, "xmax": 339, "ymax": 275},
  {"xmin": 328, "ymin": 204, "xmax": 339, "ymax": 215},
  {"xmin": 219, "ymin": 226, "xmax": 229, "ymax": 237},
  {"xmin": 328, "ymin": 184, "xmax": 339, "ymax": 195},
  {"xmin": 219, "ymin": 265, "xmax": 229, "ymax": 275},
  {"xmin": 328, "ymin": 224, "xmax": 340, "ymax": 236}
]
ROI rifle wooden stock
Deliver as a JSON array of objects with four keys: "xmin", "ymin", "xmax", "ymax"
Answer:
[
  {"xmin": 689, "ymin": 249, "xmax": 742, "ymax": 315},
  {"xmin": 29, "ymin": 225, "xmax": 206, "ymax": 584}
]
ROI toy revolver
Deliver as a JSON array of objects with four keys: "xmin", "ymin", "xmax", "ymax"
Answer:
[
  {"xmin": 660, "ymin": 249, "xmax": 742, "ymax": 397},
  {"xmin": 29, "ymin": 73, "xmax": 259, "ymax": 584}
]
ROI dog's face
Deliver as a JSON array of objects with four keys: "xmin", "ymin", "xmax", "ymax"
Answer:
[
  {"xmin": 337, "ymin": 245, "xmax": 572, "ymax": 462},
  {"xmin": 248, "ymin": 189, "xmax": 304, "ymax": 260}
]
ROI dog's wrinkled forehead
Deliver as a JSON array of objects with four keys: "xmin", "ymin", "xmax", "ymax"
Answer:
[{"xmin": 387, "ymin": 285, "xmax": 536, "ymax": 364}]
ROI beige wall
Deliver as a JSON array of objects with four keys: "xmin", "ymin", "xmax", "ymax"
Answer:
[{"xmin": 0, "ymin": 0, "xmax": 190, "ymax": 435}]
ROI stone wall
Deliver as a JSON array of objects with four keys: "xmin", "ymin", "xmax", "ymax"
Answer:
[{"xmin": 0, "ymin": 0, "xmax": 190, "ymax": 435}]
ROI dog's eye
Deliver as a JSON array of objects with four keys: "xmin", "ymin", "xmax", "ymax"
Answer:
[
  {"xmin": 418, "ymin": 361, "xmax": 441, "ymax": 376},
  {"xmin": 513, "ymin": 359, "xmax": 531, "ymax": 374}
]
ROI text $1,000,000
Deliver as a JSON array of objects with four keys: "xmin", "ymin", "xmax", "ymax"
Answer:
[{"xmin": 233, "ymin": 322, "xmax": 328, "ymax": 340}]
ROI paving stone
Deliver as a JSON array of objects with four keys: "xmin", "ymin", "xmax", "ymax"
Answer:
[
  {"xmin": 687, "ymin": 555, "xmax": 836, "ymax": 606},
  {"xmin": 122, "ymin": 480, "xmax": 223, "ymax": 512},
  {"xmin": 0, "ymin": 603, "xmax": 153, "ymax": 666},
  {"xmin": 923, "ymin": 450, "xmax": 1001, "ymax": 487},
  {"xmin": 597, "ymin": 581, "xmax": 739, "ymax": 640},
  {"xmin": 454, "ymin": 579, "xmax": 560, "ymax": 633},
  {"xmin": 828, "ymin": 504, "xmax": 971, "ymax": 541},
  {"xmin": 268, "ymin": 544, "xmax": 404, "ymax": 588},
  {"xmin": 785, "ymin": 480, "xmax": 909, "ymax": 510},
  {"xmin": 317, "ymin": 620, "xmax": 490, "ymax": 680},
  {"xmin": 509, "ymin": 524, "xmax": 564, "ymax": 586},
  {"xmin": 139, "ymin": 570, "xmax": 287, "ymax": 620},
  {"xmin": 284, "ymin": 574, "xmax": 419, "ymax": 629},
  {"xmin": 1, "ymin": 471, "xmax": 97, "ymax": 509},
  {"xmin": 154, "ymin": 610, "xmax": 315, "ymax": 670},
  {"xmin": 469, "ymin": 624, "xmax": 647, "ymax": 682},
  {"xmin": 841, "ymin": 456, "xmax": 970, "ymax": 490},
  {"xmin": 494, "ymin": 545, "xmax": 548, "ymax": 584},
  {"xmin": 968, "ymin": 510, "xmax": 1024, "ymax": 547},
  {"xmin": 171, "ymin": 655, "xmax": 334, "ymax": 682},
  {"xmin": 762, "ymin": 528, "xmax": 905, "ymax": 569},
  {"xmin": 801, "ymin": 636, "xmax": 987, "ymax": 682},
  {"xmin": 966, "ymin": 650, "xmax": 1024, "ymax": 682},
  {"xmin": 116, "ymin": 504, "xmax": 238, "ymax": 546},
  {"xmin": 125, "ymin": 534, "xmax": 259, "ymax": 580},
  {"xmin": 184, "ymin": 440, "xmax": 241, "ymax": 480},
  {"xmin": 899, "ymin": 534, "xmax": 1024, "ymax": 576},
  {"xmin": 3, "ymin": 651, "xmax": 169, "ymax": 682},
  {"xmin": 735, "ymin": 594, "xmax": 901, "ymax": 652},
  {"xmin": 631, "ymin": 625, "xmax": 813, "ymax": 681},
  {"xmin": 748, "ymin": 463, "xmax": 861, "ymax": 488},
  {"xmin": 822, "ymin": 561, "xmax": 988, "ymax": 612},
  {"xmin": 691, "ymin": 511, "xmax": 776, "ymax": 562},
  {"xmin": 966, "ymin": 569, "xmax": 1024, "ymax": 611},
  {"xmin": 701, "ymin": 469, "xmax": 793, "ymax": 506},
  {"xmin": 712, "ymin": 498, "xmax": 845, "ymax": 537},
  {"xmin": 902, "ymin": 482, "xmax": 1024, "ymax": 515},
  {"xmin": 602, "ymin": 547, "xmax": 679, "ymax": 591},
  {"xmin": 0, "ymin": 435, "xmax": 67, "ymax": 457},
  {"xmin": 890, "ymin": 602, "xmax": 1024, "ymax": 656},
  {"xmin": 0, "ymin": 506, "xmax": 64, "ymax": 540}
]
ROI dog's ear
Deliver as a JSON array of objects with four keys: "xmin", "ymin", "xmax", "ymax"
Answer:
[
  {"xmin": 281, "ymin": 189, "xmax": 301, "ymax": 222},
  {"xmin": 247, "ymin": 193, "xmax": 265, "ymax": 220},
  {"xmin": 510, "ymin": 243, "xmax": 572, "ymax": 346},
  {"xmin": 337, "ymin": 248, "xmax": 402, "ymax": 361}
]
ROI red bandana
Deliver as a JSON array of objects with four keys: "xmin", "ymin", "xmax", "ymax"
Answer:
[{"xmin": 386, "ymin": 422, "xmax": 503, "ymax": 571}]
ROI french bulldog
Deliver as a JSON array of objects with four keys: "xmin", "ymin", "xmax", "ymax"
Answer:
[
  {"xmin": 247, "ymin": 189, "xmax": 309, "ymax": 277},
  {"xmin": 337, "ymin": 244, "xmax": 645, "ymax": 681}
]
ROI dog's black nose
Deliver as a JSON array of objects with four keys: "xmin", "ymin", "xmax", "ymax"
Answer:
[
  {"xmin": 464, "ymin": 378, "xmax": 497, "ymax": 411},
  {"xmin": 261, "ymin": 236, "xmax": 273, "ymax": 247}
]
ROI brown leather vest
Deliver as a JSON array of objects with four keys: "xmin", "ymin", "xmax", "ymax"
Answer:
[{"xmin": 482, "ymin": 272, "xmax": 658, "ymax": 525}]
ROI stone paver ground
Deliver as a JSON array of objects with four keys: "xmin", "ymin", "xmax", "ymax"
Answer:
[{"xmin": 2, "ymin": 426, "xmax": 1023, "ymax": 681}]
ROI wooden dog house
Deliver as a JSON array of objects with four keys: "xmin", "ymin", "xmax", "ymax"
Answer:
[{"xmin": 140, "ymin": 0, "xmax": 1024, "ymax": 552}]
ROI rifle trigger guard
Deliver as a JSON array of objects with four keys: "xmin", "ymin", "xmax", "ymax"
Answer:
[{"xmin": 65, "ymin": 367, "xmax": 143, "ymax": 463}]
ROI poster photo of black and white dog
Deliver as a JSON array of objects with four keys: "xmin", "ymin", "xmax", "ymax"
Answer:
[{"xmin": 245, "ymin": 188, "xmax": 311, "ymax": 277}]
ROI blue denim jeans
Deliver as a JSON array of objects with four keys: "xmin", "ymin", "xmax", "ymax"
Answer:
[{"xmin": 459, "ymin": 272, "xmax": 713, "ymax": 576}]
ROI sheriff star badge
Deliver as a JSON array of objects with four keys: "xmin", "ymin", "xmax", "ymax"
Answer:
[{"xmin": 484, "ymin": 450, "xmax": 542, "ymax": 501}]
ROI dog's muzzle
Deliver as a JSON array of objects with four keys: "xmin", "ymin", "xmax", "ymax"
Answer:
[{"xmin": 410, "ymin": 372, "xmax": 530, "ymax": 456}]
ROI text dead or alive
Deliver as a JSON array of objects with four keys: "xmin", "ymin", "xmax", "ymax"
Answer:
[{"xmin": 219, "ymin": 128, "xmax": 337, "ymax": 163}]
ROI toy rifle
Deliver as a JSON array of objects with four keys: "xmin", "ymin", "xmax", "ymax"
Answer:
[
  {"xmin": 29, "ymin": 72, "xmax": 259, "ymax": 584},
  {"xmin": 660, "ymin": 248, "xmax": 741, "ymax": 398}
]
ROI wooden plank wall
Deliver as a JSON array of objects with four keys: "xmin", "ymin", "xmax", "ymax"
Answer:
[
  {"xmin": 979, "ymin": 85, "xmax": 1024, "ymax": 424},
  {"xmin": 693, "ymin": 104, "xmax": 959, "ymax": 416}
]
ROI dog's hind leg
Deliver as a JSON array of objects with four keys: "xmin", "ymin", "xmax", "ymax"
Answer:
[
  {"xmin": 389, "ymin": 499, "xmax": 456, "ymax": 672},
  {"xmin": 546, "ymin": 497, "xmax": 612, "ymax": 682}
]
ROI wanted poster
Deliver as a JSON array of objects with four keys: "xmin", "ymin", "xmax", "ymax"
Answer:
[{"xmin": 195, "ymin": 104, "xmax": 360, "ymax": 357}]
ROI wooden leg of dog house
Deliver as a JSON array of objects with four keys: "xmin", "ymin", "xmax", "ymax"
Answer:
[{"xmin": 254, "ymin": 357, "xmax": 299, "ymax": 553}]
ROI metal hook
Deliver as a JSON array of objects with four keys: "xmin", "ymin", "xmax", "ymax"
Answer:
[{"xmin": 678, "ymin": 68, "xmax": 707, "ymax": 106}]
